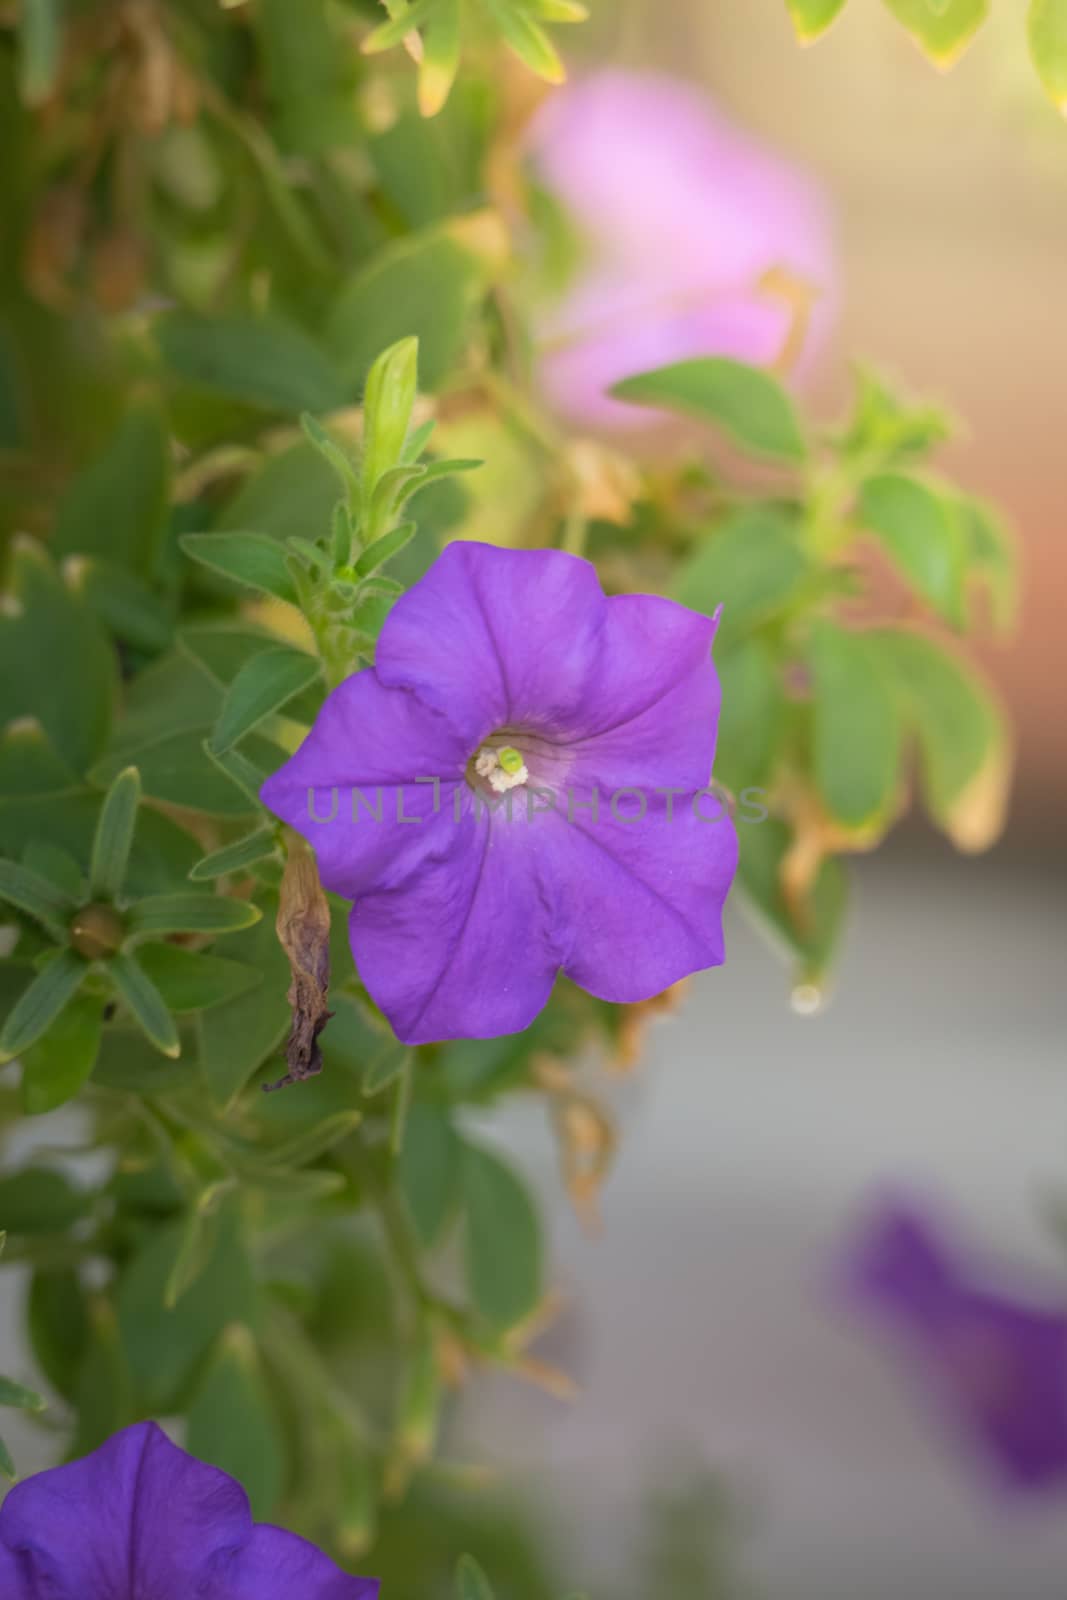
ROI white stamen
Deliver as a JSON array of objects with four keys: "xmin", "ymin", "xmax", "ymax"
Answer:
[{"xmin": 475, "ymin": 746, "xmax": 529, "ymax": 793}]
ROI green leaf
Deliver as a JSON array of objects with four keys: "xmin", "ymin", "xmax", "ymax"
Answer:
[
  {"xmin": 301, "ymin": 413, "xmax": 360, "ymax": 498},
  {"xmin": 157, "ymin": 312, "xmax": 345, "ymax": 415},
  {"xmin": 89, "ymin": 765, "xmax": 141, "ymax": 900},
  {"xmin": 187, "ymin": 1325, "xmax": 284, "ymax": 1518},
  {"xmin": 714, "ymin": 637, "xmax": 785, "ymax": 795},
  {"xmin": 807, "ymin": 620, "xmax": 902, "ymax": 829},
  {"xmin": 532, "ymin": 0, "xmax": 588, "ymax": 18},
  {"xmin": 181, "ymin": 533, "xmax": 299, "ymax": 605},
  {"xmin": 362, "ymin": 337, "xmax": 420, "ymax": 500},
  {"xmin": 456, "ymin": 1554, "xmax": 495, "ymax": 1600},
  {"xmin": 959, "ymin": 495, "xmax": 1018, "ymax": 634},
  {"xmin": 362, "ymin": 1039, "xmax": 411, "ymax": 1097},
  {"xmin": 484, "ymin": 0, "xmax": 565, "ymax": 81},
  {"xmin": 67, "ymin": 561, "xmax": 173, "ymax": 655},
  {"xmin": 881, "ymin": 0, "xmax": 988, "ymax": 65},
  {"xmin": 419, "ymin": 0, "xmax": 462, "ymax": 114},
  {"xmin": 1030, "ymin": 0, "xmax": 1067, "ymax": 108},
  {"xmin": 20, "ymin": 995, "xmax": 104, "ymax": 1115},
  {"xmin": 461, "ymin": 1142, "xmax": 542, "ymax": 1330},
  {"xmin": 21, "ymin": 842, "xmax": 83, "ymax": 901},
  {"xmin": 91, "ymin": 1028, "xmax": 189, "ymax": 1096},
  {"xmin": 785, "ymin": 0, "xmax": 848, "ymax": 40},
  {"xmin": 0, "ymin": 857, "xmax": 74, "ymax": 937},
  {"xmin": 27, "ymin": 1269, "xmax": 89, "ymax": 1403},
  {"xmin": 364, "ymin": 0, "xmax": 438, "ymax": 51},
  {"xmin": 674, "ymin": 507, "xmax": 810, "ymax": 641},
  {"xmin": 220, "ymin": 441, "xmax": 339, "ymax": 544},
  {"xmin": 0, "ymin": 539, "xmax": 116, "ymax": 775},
  {"xmin": 857, "ymin": 472, "xmax": 966, "ymax": 625},
  {"xmin": 869, "ymin": 626, "xmax": 1008, "ymax": 849},
  {"xmin": 327, "ymin": 228, "xmax": 488, "ymax": 393},
  {"xmin": 256, "ymin": 0, "xmax": 360, "ymax": 155},
  {"xmin": 163, "ymin": 1182, "xmax": 234, "ymax": 1308},
  {"xmin": 0, "ymin": 1434, "xmax": 13, "ymax": 1480},
  {"xmin": 240, "ymin": 1110, "xmax": 363, "ymax": 1174},
  {"xmin": 198, "ymin": 895, "xmax": 291, "ymax": 1105},
  {"xmin": 0, "ymin": 1167, "xmax": 87, "ymax": 1234},
  {"xmin": 398, "ymin": 1102, "xmax": 463, "ymax": 1247},
  {"xmin": 190, "ymin": 827, "xmax": 278, "ymax": 882},
  {"xmin": 17, "ymin": 0, "xmax": 61, "ymax": 105},
  {"xmin": 106, "ymin": 951, "xmax": 180, "ymax": 1058},
  {"xmin": 70, "ymin": 1298, "xmax": 134, "ymax": 1457},
  {"xmin": 52, "ymin": 405, "xmax": 170, "ymax": 577},
  {"xmin": 354, "ymin": 521, "xmax": 417, "ymax": 578},
  {"xmin": 208, "ymin": 648, "xmax": 321, "ymax": 755},
  {"xmin": 117, "ymin": 1202, "xmax": 259, "ymax": 1411},
  {"xmin": 735, "ymin": 818, "xmax": 848, "ymax": 984},
  {"xmin": 202, "ymin": 745, "xmax": 271, "ymax": 814},
  {"xmin": 0, "ymin": 1377, "xmax": 45, "ymax": 1411},
  {"xmin": 0, "ymin": 951, "xmax": 85, "ymax": 1064},
  {"xmin": 91, "ymin": 728, "xmax": 276, "ymax": 818},
  {"xmin": 612, "ymin": 358, "xmax": 806, "ymax": 462},
  {"xmin": 136, "ymin": 944, "xmax": 263, "ymax": 1013},
  {"xmin": 127, "ymin": 892, "xmax": 262, "ymax": 938}
]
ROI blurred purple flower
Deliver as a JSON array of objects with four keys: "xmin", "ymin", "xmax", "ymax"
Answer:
[
  {"xmin": 843, "ymin": 1200, "xmax": 1067, "ymax": 1490},
  {"xmin": 262, "ymin": 541, "xmax": 737, "ymax": 1045},
  {"xmin": 526, "ymin": 69, "xmax": 835, "ymax": 431},
  {"xmin": 0, "ymin": 1422, "xmax": 377, "ymax": 1599}
]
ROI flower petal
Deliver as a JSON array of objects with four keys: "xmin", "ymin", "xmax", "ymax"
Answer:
[
  {"xmin": 0, "ymin": 1423, "xmax": 377, "ymax": 1600},
  {"xmin": 542, "ymin": 788, "xmax": 738, "ymax": 1001},
  {"xmin": 350, "ymin": 797, "xmax": 562, "ymax": 1044},
  {"xmin": 0, "ymin": 1422, "xmax": 249, "ymax": 1598},
  {"xmin": 950, "ymin": 1294, "xmax": 1067, "ymax": 1489},
  {"xmin": 375, "ymin": 541, "xmax": 609, "ymax": 736},
  {"xmin": 559, "ymin": 591, "xmax": 720, "ymax": 792},
  {"xmin": 214, "ymin": 1525, "xmax": 380, "ymax": 1599},
  {"xmin": 260, "ymin": 668, "xmax": 469, "ymax": 900}
]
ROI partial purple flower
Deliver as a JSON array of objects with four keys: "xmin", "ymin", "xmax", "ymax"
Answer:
[
  {"xmin": 0, "ymin": 1421, "xmax": 377, "ymax": 1599},
  {"xmin": 525, "ymin": 69, "xmax": 835, "ymax": 431},
  {"xmin": 261, "ymin": 542, "xmax": 737, "ymax": 1046},
  {"xmin": 842, "ymin": 1198, "xmax": 1067, "ymax": 1490}
]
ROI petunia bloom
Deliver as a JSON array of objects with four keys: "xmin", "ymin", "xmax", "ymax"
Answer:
[
  {"xmin": 525, "ymin": 69, "xmax": 835, "ymax": 431},
  {"xmin": 0, "ymin": 1421, "xmax": 378, "ymax": 1599},
  {"xmin": 841, "ymin": 1199, "xmax": 1067, "ymax": 1490},
  {"xmin": 262, "ymin": 542, "xmax": 737, "ymax": 1046}
]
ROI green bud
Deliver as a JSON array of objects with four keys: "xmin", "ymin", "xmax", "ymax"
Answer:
[
  {"xmin": 69, "ymin": 903, "xmax": 125, "ymax": 961},
  {"xmin": 361, "ymin": 338, "xmax": 419, "ymax": 503}
]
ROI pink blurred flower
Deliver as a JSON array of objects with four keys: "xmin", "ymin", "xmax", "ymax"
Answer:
[{"xmin": 526, "ymin": 70, "xmax": 836, "ymax": 431}]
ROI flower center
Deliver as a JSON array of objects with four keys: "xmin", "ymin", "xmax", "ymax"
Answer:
[{"xmin": 472, "ymin": 744, "xmax": 529, "ymax": 794}]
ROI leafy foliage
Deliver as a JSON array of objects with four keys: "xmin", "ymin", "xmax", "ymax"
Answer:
[
  {"xmin": 0, "ymin": 2, "xmax": 1017, "ymax": 1593},
  {"xmin": 785, "ymin": 0, "xmax": 1067, "ymax": 112}
]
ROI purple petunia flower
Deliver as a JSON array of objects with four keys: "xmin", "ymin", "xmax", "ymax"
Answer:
[
  {"xmin": 525, "ymin": 69, "xmax": 835, "ymax": 431},
  {"xmin": 842, "ymin": 1199, "xmax": 1067, "ymax": 1491},
  {"xmin": 262, "ymin": 542, "xmax": 738, "ymax": 1046},
  {"xmin": 0, "ymin": 1421, "xmax": 378, "ymax": 1598}
]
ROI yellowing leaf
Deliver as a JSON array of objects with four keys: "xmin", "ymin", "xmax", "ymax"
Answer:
[
  {"xmin": 785, "ymin": 0, "xmax": 849, "ymax": 44},
  {"xmin": 1029, "ymin": 0, "xmax": 1067, "ymax": 112},
  {"xmin": 882, "ymin": 0, "xmax": 989, "ymax": 68}
]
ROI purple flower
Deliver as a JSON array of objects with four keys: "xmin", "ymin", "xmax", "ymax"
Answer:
[
  {"xmin": 842, "ymin": 1199, "xmax": 1067, "ymax": 1490},
  {"xmin": 0, "ymin": 1422, "xmax": 377, "ymax": 1598},
  {"xmin": 261, "ymin": 542, "xmax": 737, "ymax": 1046},
  {"xmin": 525, "ymin": 69, "xmax": 835, "ymax": 431}
]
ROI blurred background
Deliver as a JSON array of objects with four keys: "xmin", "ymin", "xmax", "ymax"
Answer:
[
  {"xmin": 455, "ymin": 4, "xmax": 1067, "ymax": 1597},
  {"xmin": 2, "ymin": 3, "xmax": 1067, "ymax": 1597}
]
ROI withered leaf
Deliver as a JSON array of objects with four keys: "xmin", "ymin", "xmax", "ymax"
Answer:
[{"xmin": 264, "ymin": 840, "xmax": 332, "ymax": 1092}]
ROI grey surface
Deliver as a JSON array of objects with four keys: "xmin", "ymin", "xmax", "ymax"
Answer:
[{"xmin": 458, "ymin": 838, "xmax": 1067, "ymax": 1599}]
